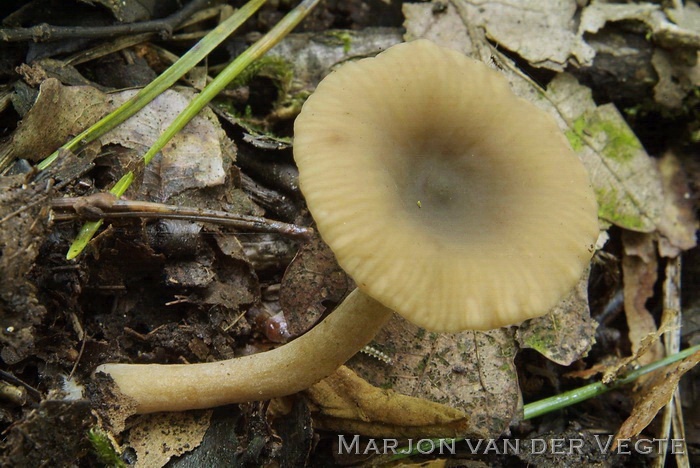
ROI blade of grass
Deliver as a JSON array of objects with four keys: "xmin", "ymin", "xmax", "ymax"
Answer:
[
  {"xmin": 67, "ymin": 0, "xmax": 321, "ymax": 260},
  {"xmin": 37, "ymin": 0, "xmax": 266, "ymax": 171},
  {"xmin": 389, "ymin": 344, "xmax": 700, "ymax": 460}
]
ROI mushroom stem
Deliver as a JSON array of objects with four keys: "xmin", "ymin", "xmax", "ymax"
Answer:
[{"xmin": 95, "ymin": 289, "xmax": 392, "ymax": 414}]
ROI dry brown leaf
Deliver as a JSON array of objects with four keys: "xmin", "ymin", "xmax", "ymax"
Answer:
[
  {"xmin": 621, "ymin": 231, "xmax": 664, "ymax": 367},
  {"xmin": 403, "ymin": 1, "xmax": 474, "ymax": 55},
  {"xmin": 580, "ymin": 1, "xmax": 700, "ymax": 49},
  {"xmin": 564, "ymin": 362, "xmax": 608, "ymax": 379},
  {"xmin": 612, "ymin": 351, "xmax": 700, "ymax": 450},
  {"xmin": 656, "ymin": 151, "xmax": 698, "ymax": 257},
  {"xmin": 345, "ymin": 315, "xmax": 519, "ymax": 438},
  {"xmin": 453, "ymin": 0, "xmax": 594, "ymax": 70},
  {"xmin": 0, "ymin": 80, "xmax": 229, "ymax": 204},
  {"xmin": 603, "ymin": 309, "xmax": 678, "ymax": 385},
  {"xmin": 280, "ymin": 235, "xmax": 353, "ymax": 336},
  {"xmin": 126, "ymin": 410, "xmax": 212, "ymax": 468},
  {"xmin": 0, "ymin": 78, "xmax": 108, "ymax": 163},
  {"xmin": 304, "ymin": 366, "xmax": 476, "ymax": 439},
  {"xmin": 517, "ymin": 269, "xmax": 597, "ymax": 365},
  {"xmin": 103, "ymin": 89, "xmax": 227, "ymax": 202}
]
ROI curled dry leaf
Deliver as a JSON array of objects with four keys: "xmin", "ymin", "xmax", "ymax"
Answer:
[
  {"xmin": 1, "ymin": 78, "xmax": 108, "ymax": 164},
  {"xmin": 580, "ymin": 0, "xmax": 700, "ymax": 49},
  {"xmin": 620, "ymin": 231, "xmax": 664, "ymax": 368},
  {"xmin": 612, "ymin": 351, "xmax": 700, "ymax": 450},
  {"xmin": 603, "ymin": 309, "xmax": 678, "ymax": 385},
  {"xmin": 304, "ymin": 366, "xmax": 478, "ymax": 439}
]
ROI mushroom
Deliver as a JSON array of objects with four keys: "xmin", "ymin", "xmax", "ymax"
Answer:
[{"xmin": 96, "ymin": 40, "xmax": 599, "ymax": 414}]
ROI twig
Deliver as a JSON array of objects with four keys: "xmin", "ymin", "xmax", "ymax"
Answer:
[
  {"xmin": 51, "ymin": 194, "xmax": 313, "ymax": 240},
  {"xmin": 0, "ymin": 0, "xmax": 212, "ymax": 43},
  {"xmin": 66, "ymin": 0, "xmax": 320, "ymax": 260}
]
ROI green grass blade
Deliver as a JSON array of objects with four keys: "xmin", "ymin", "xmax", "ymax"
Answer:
[
  {"xmin": 66, "ymin": 0, "xmax": 320, "ymax": 259},
  {"xmin": 389, "ymin": 345, "xmax": 700, "ymax": 460},
  {"xmin": 38, "ymin": 0, "xmax": 267, "ymax": 171}
]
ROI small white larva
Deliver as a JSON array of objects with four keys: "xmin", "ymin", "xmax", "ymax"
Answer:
[{"xmin": 360, "ymin": 345, "xmax": 393, "ymax": 365}]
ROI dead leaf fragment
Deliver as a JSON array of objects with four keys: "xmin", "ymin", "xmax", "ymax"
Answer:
[
  {"xmin": 613, "ymin": 351, "xmax": 700, "ymax": 449},
  {"xmin": 126, "ymin": 410, "xmax": 212, "ymax": 468},
  {"xmin": 603, "ymin": 309, "xmax": 678, "ymax": 385},
  {"xmin": 620, "ymin": 231, "xmax": 664, "ymax": 369},
  {"xmin": 580, "ymin": 0, "xmax": 700, "ymax": 49},
  {"xmin": 305, "ymin": 366, "xmax": 476, "ymax": 438},
  {"xmin": 280, "ymin": 235, "xmax": 353, "ymax": 336},
  {"xmin": 1, "ymin": 78, "xmax": 109, "ymax": 163},
  {"xmin": 453, "ymin": 0, "xmax": 594, "ymax": 70},
  {"xmin": 103, "ymin": 89, "xmax": 226, "ymax": 202},
  {"xmin": 402, "ymin": 2, "xmax": 473, "ymax": 55},
  {"xmin": 517, "ymin": 270, "xmax": 597, "ymax": 366},
  {"xmin": 347, "ymin": 315, "xmax": 520, "ymax": 438},
  {"xmin": 656, "ymin": 151, "xmax": 698, "ymax": 257},
  {"xmin": 546, "ymin": 74, "xmax": 664, "ymax": 232}
]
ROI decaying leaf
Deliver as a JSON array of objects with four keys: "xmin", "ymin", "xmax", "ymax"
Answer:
[
  {"xmin": 651, "ymin": 49, "xmax": 700, "ymax": 109},
  {"xmin": 656, "ymin": 151, "xmax": 698, "ymax": 257},
  {"xmin": 1, "ymin": 80, "xmax": 229, "ymax": 204},
  {"xmin": 602, "ymin": 309, "xmax": 678, "ymax": 385},
  {"xmin": 126, "ymin": 410, "xmax": 212, "ymax": 468},
  {"xmin": 580, "ymin": 0, "xmax": 700, "ymax": 49},
  {"xmin": 280, "ymin": 234, "xmax": 353, "ymax": 336},
  {"xmin": 451, "ymin": 0, "xmax": 594, "ymax": 71},
  {"xmin": 345, "ymin": 315, "xmax": 520, "ymax": 438},
  {"xmin": 304, "ymin": 366, "xmax": 478, "ymax": 438},
  {"xmin": 545, "ymin": 75, "xmax": 664, "ymax": 232},
  {"xmin": 269, "ymin": 29, "xmax": 403, "ymax": 90},
  {"xmin": 612, "ymin": 351, "xmax": 700, "ymax": 450},
  {"xmin": 517, "ymin": 269, "xmax": 597, "ymax": 366},
  {"xmin": 103, "ymin": 88, "xmax": 227, "ymax": 202},
  {"xmin": 403, "ymin": 1, "xmax": 473, "ymax": 54},
  {"xmin": 0, "ymin": 78, "xmax": 108, "ymax": 164},
  {"xmin": 620, "ymin": 231, "xmax": 664, "ymax": 367}
]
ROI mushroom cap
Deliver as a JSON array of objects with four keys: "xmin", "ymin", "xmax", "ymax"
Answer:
[{"xmin": 293, "ymin": 40, "xmax": 599, "ymax": 332}]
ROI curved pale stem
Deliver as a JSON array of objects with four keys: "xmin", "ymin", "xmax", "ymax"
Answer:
[{"xmin": 95, "ymin": 289, "xmax": 392, "ymax": 413}]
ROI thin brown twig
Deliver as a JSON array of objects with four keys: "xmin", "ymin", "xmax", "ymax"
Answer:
[
  {"xmin": 0, "ymin": 0, "xmax": 212, "ymax": 43},
  {"xmin": 51, "ymin": 193, "xmax": 313, "ymax": 240}
]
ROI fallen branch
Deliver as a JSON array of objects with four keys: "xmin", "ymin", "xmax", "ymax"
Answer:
[
  {"xmin": 51, "ymin": 193, "xmax": 313, "ymax": 239},
  {"xmin": 0, "ymin": 0, "xmax": 211, "ymax": 42}
]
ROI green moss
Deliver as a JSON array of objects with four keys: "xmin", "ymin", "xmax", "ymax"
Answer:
[
  {"xmin": 415, "ymin": 355, "xmax": 429, "ymax": 373},
  {"xmin": 87, "ymin": 428, "xmax": 126, "ymax": 468},
  {"xmin": 230, "ymin": 55, "xmax": 294, "ymax": 93},
  {"xmin": 590, "ymin": 119, "xmax": 641, "ymax": 162},
  {"xmin": 565, "ymin": 113, "xmax": 641, "ymax": 162},
  {"xmin": 325, "ymin": 30, "xmax": 353, "ymax": 53},
  {"xmin": 523, "ymin": 331, "xmax": 556, "ymax": 354},
  {"xmin": 565, "ymin": 115, "xmax": 586, "ymax": 151},
  {"xmin": 594, "ymin": 187, "xmax": 646, "ymax": 230}
]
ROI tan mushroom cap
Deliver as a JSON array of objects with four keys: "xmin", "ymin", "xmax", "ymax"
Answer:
[{"xmin": 293, "ymin": 40, "xmax": 599, "ymax": 332}]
